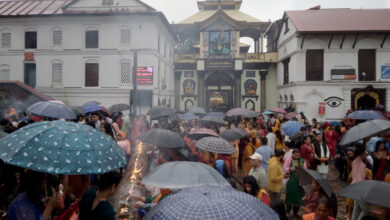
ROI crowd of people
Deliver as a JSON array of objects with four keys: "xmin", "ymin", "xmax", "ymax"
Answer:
[{"xmin": 0, "ymin": 105, "xmax": 390, "ymax": 220}]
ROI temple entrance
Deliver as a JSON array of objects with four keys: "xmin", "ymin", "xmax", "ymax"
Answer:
[
  {"xmin": 351, "ymin": 85, "xmax": 386, "ymax": 111},
  {"xmin": 205, "ymin": 72, "xmax": 234, "ymax": 112}
]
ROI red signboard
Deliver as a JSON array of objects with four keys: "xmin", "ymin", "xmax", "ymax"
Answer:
[
  {"xmin": 136, "ymin": 67, "xmax": 153, "ymax": 85},
  {"xmin": 318, "ymin": 102, "xmax": 326, "ymax": 116},
  {"xmin": 24, "ymin": 52, "xmax": 34, "ymax": 61}
]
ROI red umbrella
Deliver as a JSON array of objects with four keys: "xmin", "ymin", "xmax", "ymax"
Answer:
[
  {"xmin": 188, "ymin": 128, "xmax": 219, "ymax": 140},
  {"xmin": 284, "ymin": 112, "xmax": 297, "ymax": 119},
  {"xmin": 269, "ymin": 108, "xmax": 287, "ymax": 114}
]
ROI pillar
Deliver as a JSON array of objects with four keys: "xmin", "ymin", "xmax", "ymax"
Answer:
[
  {"xmin": 198, "ymin": 71, "xmax": 205, "ymax": 107},
  {"xmin": 174, "ymin": 71, "xmax": 181, "ymax": 110},
  {"xmin": 260, "ymin": 33, "xmax": 264, "ymax": 53},
  {"xmin": 234, "ymin": 71, "xmax": 242, "ymax": 108},
  {"xmin": 260, "ymin": 70, "xmax": 268, "ymax": 111}
]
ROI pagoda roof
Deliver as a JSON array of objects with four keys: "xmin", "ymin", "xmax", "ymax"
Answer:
[{"xmin": 179, "ymin": 9, "xmax": 261, "ymax": 24}]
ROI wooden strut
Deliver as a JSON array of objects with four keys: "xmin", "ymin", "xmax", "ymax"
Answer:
[
  {"xmin": 300, "ymin": 35, "xmax": 306, "ymax": 49},
  {"xmin": 328, "ymin": 34, "xmax": 333, "ymax": 49},
  {"xmin": 339, "ymin": 34, "xmax": 346, "ymax": 49},
  {"xmin": 381, "ymin": 33, "xmax": 388, "ymax": 48},
  {"xmin": 352, "ymin": 34, "xmax": 359, "ymax": 49}
]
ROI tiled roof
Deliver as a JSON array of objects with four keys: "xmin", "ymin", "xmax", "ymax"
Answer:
[
  {"xmin": 286, "ymin": 8, "xmax": 390, "ymax": 33},
  {"xmin": 179, "ymin": 9, "xmax": 261, "ymax": 24},
  {"xmin": 0, "ymin": 0, "xmax": 72, "ymax": 16}
]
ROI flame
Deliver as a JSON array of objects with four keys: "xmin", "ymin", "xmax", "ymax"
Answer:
[{"xmin": 127, "ymin": 141, "xmax": 144, "ymax": 197}]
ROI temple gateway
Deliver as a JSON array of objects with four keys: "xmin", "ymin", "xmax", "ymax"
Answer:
[{"xmin": 173, "ymin": 0, "xmax": 277, "ymax": 112}]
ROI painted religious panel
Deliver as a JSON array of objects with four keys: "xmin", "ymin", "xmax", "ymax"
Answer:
[
  {"xmin": 209, "ymin": 31, "xmax": 230, "ymax": 55},
  {"xmin": 202, "ymin": 32, "xmax": 209, "ymax": 58},
  {"xmin": 246, "ymin": 71, "xmax": 256, "ymax": 78},
  {"xmin": 244, "ymin": 79, "xmax": 257, "ymax": 96},
  {"xmin": 230, "ymin": 31, "xmax": 237, "ymax": 57},
  {"xmin": 183, "ymin": 79, "xmax": 196, "ymax": 95},
  {"xmin": 205, "ymin": 18, "xmax": 234, "ymax": 31},
  {"xmin": 184, "ymin": 71, "xmax": 194, "ymax": 78}
]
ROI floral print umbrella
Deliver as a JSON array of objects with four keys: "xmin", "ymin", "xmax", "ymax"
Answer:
[{"xmin": 0, "ymin": 120, "xmax": 126, "ymax": 175}]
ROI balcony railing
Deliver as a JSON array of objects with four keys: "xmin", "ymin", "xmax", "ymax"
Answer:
[{"xmin": 175, "ymin": 52, "xmax": 278, "ymax": 63}]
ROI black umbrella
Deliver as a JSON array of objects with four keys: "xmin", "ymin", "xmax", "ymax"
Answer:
[
  {"xmin": 188, "ymin": 106, "xmax": 207, "ymax": 114},
  {"xmin": 138, "ymin": 129, "xmax": 185, "ymax": 148},
  {"xmin": 200, "ymin": 116, "xmax": 227, "ymax": 127},
  {"xmin": 70, "ymin": 106, "xmax": 84, "ymax": 115},
  {"xmin": 188, "ymin": 128, "xmax": 219, "ymax": 140},
  {"xmin": 339, "ymin": 119, "xmax": 390, "ymax": 146},
  {"xmin": 220, "ymin": 128, "xmax": 247, "ymax": 142},
  {"xmin": 296, "ymin": 167, "xmax": 338, "ymax": 217},
  {"xmin": 337, "ymin": 180, "xmax": 390, "ymax": 208},
  {"xmin": 147, "ymin": 106, "xmax": 174, "ymax": 120},
  {"xmin": 27, "ymin": 101, "xmax": 77, "ymax": 120},
  {"xmin": 108, "ymin": 103, "xmax": 130, "ymax": 113}
]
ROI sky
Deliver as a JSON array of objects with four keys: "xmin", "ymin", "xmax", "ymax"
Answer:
[{"xmin": 142, "ymin": 0, "xmax": 390, "ymax": 23}]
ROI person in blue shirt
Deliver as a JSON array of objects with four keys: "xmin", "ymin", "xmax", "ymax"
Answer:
[{"xmin": 256, "ymin": 137, "xmax": 273, "ymax": 171}]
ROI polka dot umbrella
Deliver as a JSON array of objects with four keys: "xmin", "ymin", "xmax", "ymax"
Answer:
[{"xmin": 0, "ymin": 120, "xmax": 126, "ymax": 175}]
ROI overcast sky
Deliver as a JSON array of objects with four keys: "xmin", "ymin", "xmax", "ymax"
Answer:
[{"xmin": 142, "ymin": 0, "xmax": 390, "ymax": 23}]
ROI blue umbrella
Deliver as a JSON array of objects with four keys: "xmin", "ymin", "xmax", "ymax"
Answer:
[
  {"xmin": 261, "ymin": 110, "xmax": 274, "ymax": 115},
  {"xmin": 346, "ymin": 110, "xmax": 384, "ymax": 120},
  {"xmin": 207, "ymin": 112, "xmax": 225, "ymax": 118},
  {"xmin": 83, "ymin": 105, "xmax": 103, "ymax": 114},
  {"xmin": 0, "ymin": 120, "xmax": 126, "ymax": 175},
  {"xmin": 282, "ymin": 121, "xmax": 304, "ymax": 137},
  {"xmin": 145, "ymin": 186, "xmax": 279, "ymax": 220},
  {"xmin": 180, "ymin": 112, "xmax": 198, "ymax": 121},
  {"xmin": 82, "ymin": 101, "xmax": 100, "ymax": 107},
  {"xmin": 27, "ymin": 100, "xmax": 76, "ymax": 120}
]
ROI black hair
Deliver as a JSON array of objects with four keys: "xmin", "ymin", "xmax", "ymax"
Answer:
[
  {"xmin": 375, "ymin": 141, "xmax": 384, "ymax": 152},
  {"xmin": 97, "ymin": 171, "xmax": 122, "ymax": 191},
  {"xmin": 317, "ymin": 197, "xmax": 331, "ymax": 210},
  {"xmin": 275, "ymin": 130, "xmax": 283, "ymax": 142},
  {"xmin": 354, "ymin": 146, "xmax": 365, "ymax": 156},
  {"xmin": 300, "ymin": 127, "xmax": 307, "ymax": 132},
  {"xmin": 87, "ymin": 121, "xmax": 96, "ymax": 129},
  {"xmin": 0, "ymin": 118, "xmax": 11, "ymax": 126},
  {"xmin": 267, "ymin": 126, "xmax": 273, "ymax": 133},
  {"xmin": 91, "ymin": 112, "xmax": 99, "ymax": 117},
  {"xmin": 275, "ymin": 149, "xmax": 285, "ymax": 157},
  {"xmin": 103, "ymin": 123, "xmax": 114, "ymax": 138},
  {"xmin": 292, "ymin": 148, "xmax": 300, "ymax": 154},
  {"xmin": 243, "ymin": 175, "xmax": 259, "ymax": 196},
  {"xmin": 261, "ymin": 137, "xmax": 268, "ymax": 145}
]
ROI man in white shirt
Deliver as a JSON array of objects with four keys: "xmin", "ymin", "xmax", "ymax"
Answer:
[
  {"xmin": 266, "ymin": 127, "xmax": 276, "ymax": 153},
  {"xmin": 248, "ymin": 152, "xmax": 268, "ymax": 189}
]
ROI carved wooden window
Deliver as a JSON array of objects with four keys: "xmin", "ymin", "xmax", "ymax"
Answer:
[
  {"xmin": 52, "ymin": 63, "xmax": 63, "ymax": 85},
  {"xmin": 306, "ymin": 50, "xmax": 323, "ymax": 81}
]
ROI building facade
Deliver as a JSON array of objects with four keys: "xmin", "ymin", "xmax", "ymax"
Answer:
[
  {"xmin": 173, "ymin": 0, "xmax": 277, "ymax": 112},
  {"xmin": 275, "ymin": 8, "xmax": 390, "ymax": 120},
  {"xmin": 0, "ymin": 0, "xmax": 176, "ymax": 114}
]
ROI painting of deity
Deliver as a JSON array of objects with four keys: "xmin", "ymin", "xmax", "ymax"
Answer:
[
  {"xmin": 244, "ymin": 79, "xmax": 257, "ymax": 96},
  {"xmin": 183, "ymin": 79, "xmax": 196, "ymax": 95},
  {"xmin": 246, "ymin": 71, "xmax": 256, "ymax": 78},
  {"xmin": 209, "ymin": 31, "xmax": 230, "ymax": 55}
]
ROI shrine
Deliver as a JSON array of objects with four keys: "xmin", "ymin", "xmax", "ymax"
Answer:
[{"xmin": 173, "ymin": 0, "xmax": 278, "ymax": 112}]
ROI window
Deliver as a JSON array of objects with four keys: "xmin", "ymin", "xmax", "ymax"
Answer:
[
  {"xmin": 283, "ymin": 58, "xmax": 290, "ymax": 85},
  {"xmin": 85, "ymin": 63, "xmax": 99, "ymax": 87},
  {"xmin": 52, "ymin": 30, "xmax": 62, "ymax": 46},
  {"xmin": 1, "ymin": 32, "xmax": 11, "ymax": 48},
  {"xmin": 86, "ymin": 30, "xmax": 98, "ymax": 48},
  {"xmin": 24, "ymin": 63, "xmax": 36, "ymax": 88},
  {"xmin": 25, "ymin": 31, "xmax": 37, "ymax": 49},
  {"xmin": 306, "ymin": 49, "xmax": 324, "ymax": 81},
  {"xmin": 120, "ymin": 29, "xmax": 131, "ymax": 45},
  {"xmin": 0, "ymin": 65, "xmax": 10, "ymax": 80},
  {"xmin": 358, "ymin": 49, "xmax": 376, "ymax": 81},
  {"xmin": 52, "ymin": 63, "xmax": 63, "ymax": 85},
  {"xmin": 121, "ymin": 62, "xmax": 131, "ymax": 84}
]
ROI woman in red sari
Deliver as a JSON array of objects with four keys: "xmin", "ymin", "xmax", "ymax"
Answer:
[
  {"xmin": 300, "ymin": 136, "xmax": 316, "ymax": 170},
  {"xmin": 372, "ymin": 141, "xmax": 390, "ymax": 180},
  {"xmin": 325, "ymin": 126, "xmax": 337, "ymax": 159}
]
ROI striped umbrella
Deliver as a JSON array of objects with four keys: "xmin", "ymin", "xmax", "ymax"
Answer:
[{"xmin": 196, "ymin": 137, "xmax": 235, "ymax": 154}]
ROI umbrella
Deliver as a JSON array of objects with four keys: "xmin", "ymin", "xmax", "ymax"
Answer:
[
  {"xmin": 188, "ymin": 128, "xmax": 219, "ymax": 140},
  {"xmin": 207, "ymin": 112, "xmax": 225, "ymax": 118},
  {"xmin": 27, "ymin": 101, "xmax": 77, "ymax": 120},
  {"xmin": 142, "ymin": 161, "xmax": 231, "ymax": 189},
  {"xmin": 339, "ymin": 119, "xmax": 390, "ymax": 146},
  {"xmin": 0, "ymin": 120, "xmax": 126, "ymax": 175},
  {"xmin": 282, "ymin": 121, "xmax": 303, "ymax": 137},
  {"xmin": 196, "ymin": 137, "xmax": 235, "ymax": 154},
  {"xmin": 188, "ymin": 106, "xmax": 207, "ymax": 114},
  {"xmin": 70, "ymin": 106, "xmax": 84, "ymax": 116},
  {"xmin": 337, "ymin": 180, "xmax": 390, "ymax": 208},
  {"xmin": 147, "ymin": 106, "xmax": 174, "ymax": 120},
  {"xmin": 138, "ymin": 129, "xmax": 185, "ymax": 148},
  {"xmin": 0, "ymin": 130, "xmax": 8, "ymax": 139},
  {"xmin": 83, "ymin": 105, "xmax": 103, "ymax": 114},
  {"xmin": 200, "ymin": 116, "xmax": 226, "ymax": 127},
  {"xmin": 284, "ymin": 112, "xmax": 297, "ymax": 120},
  {"xmin": 220, "ymin": 128, "xmax": 247, "ymax": 142},
  {"xmin": 180, "ymin": 112, "xmax": 198, "ymax": 121},
  {"xmin": 346, "ymin": 110, "xmax": 384, "ymax": 120},
  {"xmin": 144, "ymin": 186, "xmax": 279, "ymax": 220},
  {"xmin": 269, "ymin": 107, "xmax": 287, "ymax": 114},
  {"xmin": 261, "ymin": 110, "xmax": 274, "ymax": 115},
  {"xmin": 82, "ymin": 101, "xmax": 100, "ymax": 107},
  {"xmin": 108, "ymin": 103, "xmax": 130, "ymax": 113},
  {"xmin": 243, "ymin": 110, "xmax": 258, "ymax": 118},
  {"xmin": 225, "ymin": 108, "xmax": 252, "ymax": 117}
]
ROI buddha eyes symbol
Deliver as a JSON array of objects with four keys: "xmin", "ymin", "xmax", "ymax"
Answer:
[{"xmin": 324, "ymin": 97, "xmax": 344, "ymax": 108}]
